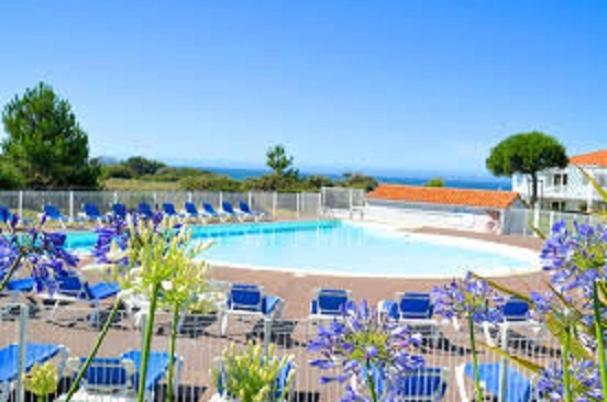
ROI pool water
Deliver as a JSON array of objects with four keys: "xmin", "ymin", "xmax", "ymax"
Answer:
[{"xmin": 67, "ymin": 220, "xmax": 535, "ymax": 277}]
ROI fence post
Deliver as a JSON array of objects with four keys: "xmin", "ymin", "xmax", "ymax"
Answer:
[
  {"xmin": 18, "ymin": 190, "xmax": 23, "ymax": 218},
  {"xmin": 69, "ymin": 190, "xmax": 75, "ymax": 221},
  {"xmin": 187, "ymin": 191, "xmax": 193, "ymax": 203},
  {"xmin": 498, "ymin": 327, "xmax": 510, "ymax": 402},
  {"xmin": 219, "ymin": 192, "xmax": 223, "ymax": 208},
  {"xmin": 296, "ymin": 193, "xmax": 301, "ymax": 218},
  {"xmin": 113, "ymin": 191, "xmax": 118, "ymax": 205},
  {"xmin": 533, "ymin": 206, "xmax": 540, "ymax": 235},
  {"xmin": 263, "ymin": 318, "xmax": 272, "ymax": 357},
  {"xmin": 248, "ymin": 191, "xmax": 252, "ymax": 208},
  {"xmin": 549, "ymin": 211, "xmax": 555, "ymax": 231},
  {"xmin": 318, "ymin": 191, "xmax": 323, "ymax": 217},
  {"xmin": 272, "ymin": 192, "xmax": 277, "ymax": 218},
  {"xmin": 16, "ymin": 304, "xmax": 28, "ymax": 402}
]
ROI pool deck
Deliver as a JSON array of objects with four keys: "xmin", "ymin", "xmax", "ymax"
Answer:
[{"xmin": 210, "ymin": 229, "xmax": 546, "ymax": 319}]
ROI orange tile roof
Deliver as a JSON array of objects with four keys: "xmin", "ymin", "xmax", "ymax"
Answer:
[
  {"xmin": 367, "ymin": 184, "xmax": 521, "ymax": 209},
  {"xmin": 570, "ymin": 150, "xmax": 607, "ymax": 168}
]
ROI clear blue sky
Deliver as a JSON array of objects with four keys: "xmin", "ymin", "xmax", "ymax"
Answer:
[{"xmin": 0, "ymin": 1, "xmax": 605, "ymax": 176}]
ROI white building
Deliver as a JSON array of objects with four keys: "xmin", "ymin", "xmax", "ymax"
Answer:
[{"xmin": 512, "ymin": 149, "xmax": 607, "ymax": 212}]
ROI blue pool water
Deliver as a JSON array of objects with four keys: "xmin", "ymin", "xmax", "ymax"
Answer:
[{"xmin": 66, "ymin": 220, "xmax": 535, "ymax": 277}]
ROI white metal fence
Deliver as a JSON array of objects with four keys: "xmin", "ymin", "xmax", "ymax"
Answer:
[
  {"xmin": 0, "ymin": 189, "xmax": 365, "ymax": 222},
  {"xmin": 0, "ymin": 301, "xmax": 564, "ymax": 402}
]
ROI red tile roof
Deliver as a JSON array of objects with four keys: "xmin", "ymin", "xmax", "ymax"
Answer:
[
  {"xmin": 570, "ymin": 150, "xmax": 607, "ymax": 168},
  {"xmin": 367, "ymin": 184, "xmax": 521, "ymax": 209}
]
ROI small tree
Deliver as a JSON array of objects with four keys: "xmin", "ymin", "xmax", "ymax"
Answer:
[
  {"xmin": 424, "ymin": 177, "xmax": 444, "ymax": 187},
  {"xmin": 486, "ymin": 132, "xmax": 568, "ymax": 206},
  {"xmin": 266, "ymin": 145, "xmax": 296, "ymax": 177},
  {"xmin": 1, "ymin": 82, "xmax": 100, "ymax": 189}
]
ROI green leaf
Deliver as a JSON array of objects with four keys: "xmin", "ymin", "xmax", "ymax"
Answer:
[
  {"xmin": 577, "ymin": 167, "xmax": 607, "ymax": 204},
  {"xmin": 484, "ymin": 344, "xmax": 544, "ymax": 374}
]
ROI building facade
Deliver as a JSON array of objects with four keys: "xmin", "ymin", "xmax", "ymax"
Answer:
[{"xmin": 511, "ymin": 149, "xmax": 607, "ymax": 212}]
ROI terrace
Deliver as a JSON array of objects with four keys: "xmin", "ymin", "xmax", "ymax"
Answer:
[{"xmin": 0, "ymin": 188, "xmax": 600, "ymax": 402}]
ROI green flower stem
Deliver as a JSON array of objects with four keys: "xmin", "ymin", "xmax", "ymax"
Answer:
[
  {"xmin": 467, "ymin": 315, "xmax": 483, "ymax": 402},
  {"xmin": 365, "ymin": 359, "xmax": 378, "ymax": 402},
  {"xmin": 137, "ymin": 283, "xmax": 160, "ymax": 402},
  {"xmin": 166, "ymin": 303, "xmax": 180, "ymax": 402},
  {"xmin": 37, "ymin": 395, "xmax": 44, "ymax": 402},
  {"xmin": 0, "ymin": 253, "xmax": 24, "ymax": 293},
  {"xmin": 64, "ymin": 299, "xmax": 121, "ymax": 401},
  {"xmin": 562, "ymin": 325, "xmax": 573, "ymax": 402},
  {"xmin": 593, "ymin": 281, "xmax": 607, "ymax": 402}
]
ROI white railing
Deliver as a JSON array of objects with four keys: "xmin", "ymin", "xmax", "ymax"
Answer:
[
  {"xmin": 0, "ymin": 189, "xmax": 364, "ymax": 222},
  {"xmin": 0, "ymin": 302, "xmax": 563, "ymax": 402}
]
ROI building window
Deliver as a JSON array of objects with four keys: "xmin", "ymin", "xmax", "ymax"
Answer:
[
  {"xmin": 562, "ymin": 174, "xmax": 568, "ymax": 186},
  {"xmin": 553, "ymin": 174, "xmax": 561, "ymax": 186},
  {"xmin": 551, "ymin": 201, "xmax": 564, "ymax": 211}
]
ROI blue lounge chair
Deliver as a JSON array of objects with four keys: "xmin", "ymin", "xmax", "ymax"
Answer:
[
  {"xmin": 215, "ymin": 360, "xmax": 294, "ymax": 401},
  {"xmin": 238, "ymin": 201, "xmax": 265, "ymax": 221},
  {"xmin": 0, "ymin": 276, "xmax": 35, "ymax": 305},
  {"xmin": 202, "ymin": 202, "xmax": 221, "ymax": 220},
  {"xmin": 0, "ymin": 343, "xmax": 67, "ymax": 402},
  {"xmin": 483, "ymin": 297, "xmax": 541, "ymax": 346},
  {"xmin": 0, "ymin": 206, "xmax": 12, "ymax": 224},
  {"xmin": 390, "ymin": 368, "xmax": 448, "ymax": 401},
  {"xmin": 456, "ymin": 362, "xmax": 533, "ymax": 402},
  {"xmin": 221, "ymin": 283, "xmax": 284, "ymax": 336},
  {"xmin": 381, "ymin": 292, "xmax": 436, "ymax": 325},
  {"xmin": 309, "ymin": 288, "xmax": 352, "ymax": 320},
  {"xmin": 221, "ymin": 201, "xmax": 243, "ymax": 221},
  {"xmin": 162, "ymin": 202, "xmax": 179, "ymax": 217},
  {"xmin": 44, "ymin": 274, "xmax": 120, "ymax": 325},
  {"xmin": 184, "ymin": 202, "xmax": 201, "ymax": 220},
  {"xmin": 42, "ymin": 204, "xmax": 67, "ymax": 227},
  {"xmin": 112, "ymin": 203, "xmax": 127, "ymax": 219},
  {"xmin": 138, "ymin": 202, "xmax": 154, "ymax": 219},
  {"xmin": 65, "ymin": 349, "xmax": 181, "ymax": 401},
  {"xmin": 79, "ymin": 203, "xmax": 104, "ymax": 223}
]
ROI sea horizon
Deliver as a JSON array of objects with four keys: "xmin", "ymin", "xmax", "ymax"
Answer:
[{"xmin": 201, "ymin": 166, "xmax": 513, "ymax": 191}]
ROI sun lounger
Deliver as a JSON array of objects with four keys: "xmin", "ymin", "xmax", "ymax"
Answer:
[
  {"xmin": 62, "ymin": 350, "xmax": 181, "ymax": 402},
  {"xmin": 456, "ymin": 362, "xmax": 533, "ymax": 402},
  {"xmin": 138, "ymin": 202, "xmax": 154, "ymax": 219},
  {"xmin": 238, "ymin": 201, "xmax": 265, "ymax": 221},
  {"xmin": 42, "ymin": 274, "xmax": 120, "ymax": 325},
  {"xmin": 0, "ymin": 277, "xmax": 35, "ymax": 303},
  {"xmin": 0, "ymin": 343, "xmax": 67, "ymax": 402},
  {"xmin": 221, "ymin": 201, "xmax": 243, "ymax": 221},
  {"xmin": 381, "ymin": 292, "xmax": 437, "ymax": 326},
  {"xmin": 183, "ymin": 202, "xmax": 202, "ymax": 221},
  {"xmin": 202, "ymin": 203, "xmax": 222, "ymax": 221},
  {"xmin": 393, "ymin": 367, "xmax": 449, "ymax": 401},
  {"xmin": 221, "ymin": 283, "xmax": 284, "ymax": 336},
  {"xmin": 0, "ymin": 206, "xmax": 13, "ymax": 224},
  {"xmin": 112, "ymin": 203, "xmax": 128, "ymax": 220},
  {"xmin": 482, "ymin": 297, "xmax": 541, "ymax": 347},
  {"xmin": 42, "ymin": 204, "xmax": 67, "ymax": 228},
  {"xmin": 162, "ymin": 202, "xmax": 180, "ymax": 218},
  {"xmin": 309, "ymin": 288, "xmax": 352, "ymax": 320},
  {"xmin": 79, "ymin": 203, "xmax": 104, "ymax": 223}
]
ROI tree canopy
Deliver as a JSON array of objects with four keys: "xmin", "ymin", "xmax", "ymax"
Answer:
[
  {"xmin": 486, "ymin": 131, "xmax": 568, "ymax": 205},
  {"xmin": 424, "ymin": 177, "xmax": 445, "ymax": 187},
  {"xmin": 1, "ymin": 82, "xmax": 100, "ymax": 189},
  {"xmin": 266, "ymin": 145, "xmax": 297, "ymax": 177}
]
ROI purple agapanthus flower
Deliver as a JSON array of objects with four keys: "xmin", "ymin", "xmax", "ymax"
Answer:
[
  {"xmin": 308, "ymin": 300, "xmax": 424, "ymax": 402},
  {"xmin": 537, "ymin": 359, "xmax": 603, "ymax": 402},
  {"xmin": 541, "ymin": 220, "xmax": 607, "ymax": 298},
  {"xmin": 0, "ymin": 214, "xmax": 79, "ymax": 294},
  {"xmin": 431, "ymin": 272, "xmax": 504, "ymax": 324}
]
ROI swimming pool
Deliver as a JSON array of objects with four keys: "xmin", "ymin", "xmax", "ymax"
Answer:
[{"xmin": 66, "ymin": 220, "xmax": 537, "ymax": 277}]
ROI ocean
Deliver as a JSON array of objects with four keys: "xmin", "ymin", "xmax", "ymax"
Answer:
[{"xmin": 203, "ymin": 167, "xmax": 512, "ymax": 191}]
